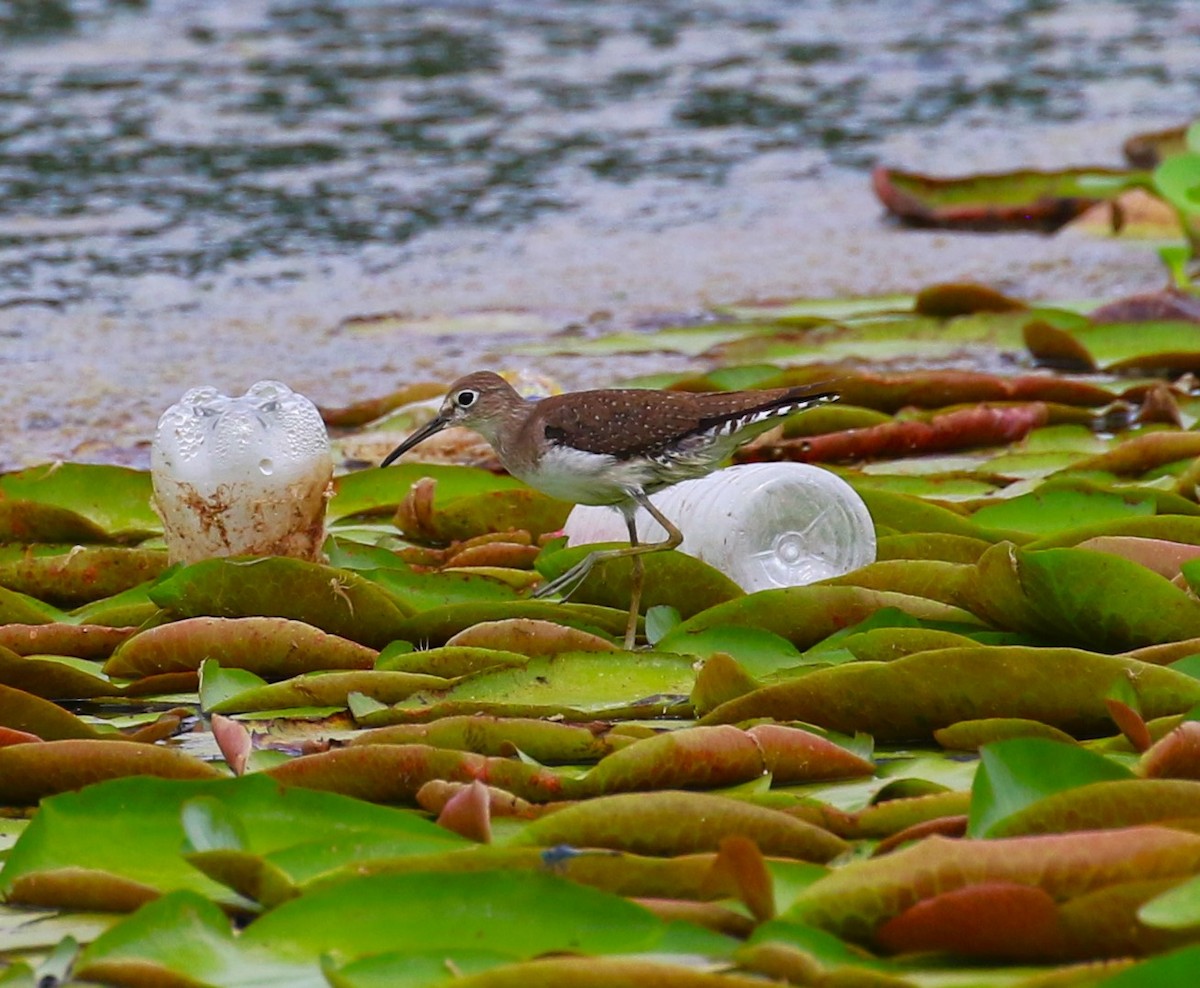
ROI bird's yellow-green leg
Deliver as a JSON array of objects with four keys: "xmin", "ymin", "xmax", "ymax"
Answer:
[{"xmin": 533, "ymin": 492, "xmax": 683, "ymax": 650}]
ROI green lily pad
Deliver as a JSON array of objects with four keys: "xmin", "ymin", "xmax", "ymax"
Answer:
[
  {"xmin": 672, "ymin": 585, "xmax": 983, "ymax": 650},
  {"xmin": 375, "ymin": 650, "xmax": 696, "ymax": 723},
  {"xmin": 0, "ymin": 464, "xmax": 159, "ymax": 541},
  {"xmin": 968, "ymin": 738, "xmax": 1134, "ymax": 837},
  {"xmin": 701, "ymin": 646, "xmax": 1200, "ymax": 741},
  {"xmin": 536, "ymin": 544, "xmax": 743, "ymax": 618},
  {"xmin": 148, "ymin": 557, "xmax": 414, "ymax": 649},
  {"xmin": 329, "ymin": 464, "xmax": 525, "ymax": 521}
]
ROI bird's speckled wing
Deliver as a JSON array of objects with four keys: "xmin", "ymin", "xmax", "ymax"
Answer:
[{"xmin": 525, "ymin": 386, "xmax": 832, "ymax": 459}]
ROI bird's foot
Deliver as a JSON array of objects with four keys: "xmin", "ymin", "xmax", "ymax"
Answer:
[{"xmin": 532, "ymin": 551, "xmax": 599, "ymax": 600}]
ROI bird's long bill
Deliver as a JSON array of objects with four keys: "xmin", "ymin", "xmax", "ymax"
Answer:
[{"xmin": 380, "ymin": 413, "xmax": 450, "ymax": 467}]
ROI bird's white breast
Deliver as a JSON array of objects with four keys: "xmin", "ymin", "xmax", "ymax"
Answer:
[{"xmin": 516, "ymin": 445, "xmax": 657, "ymax": 505}]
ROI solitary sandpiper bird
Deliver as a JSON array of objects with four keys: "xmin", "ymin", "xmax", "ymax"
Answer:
[{"xmin": 383, "ymin": 372, "xmax": 837, "ymax": 649}]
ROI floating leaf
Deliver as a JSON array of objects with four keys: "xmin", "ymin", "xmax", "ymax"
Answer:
[
  {"xmin": 362, "ymin": 565, "xmax": 521, "ymax": 610},
  {"xmin": 701, "ymin": 647, "xmax": 1200, "ymax": 741},
  {"xmin": 0, "ymin": 648, "xmax": 120, "ymax": 700},
  {"xmin": 350, "ymin": 715, "xmax": 618, "ymax": 764},
  {"xmin": 512, "ymin": 790, "xmax": 848, "ymax": 862},
  {"xmin": 787, "ymin": 827, "xmax": 1200, "ymax": 946},
  {"xmin": 375, "ymin": 644, "xmax": 530, "ymax": 678},
  {"xmin": 536, "ymin": 545, "xmax": 743, "ymax": 618},
  {"xmin": 0, "ymin": 464, "xmax": 159, "ymax": 541},
  {"xmin": 330, "ymin": 463, "xmax": 524, "ymax": 521},
  {"xmin": 0, "ymin": 740, "xmax": 223, "ymax": 806},
  {"xmin": 964, "ymin": 543, "xmax": 1200, "ymax": 650},
  {"xmin": 3, "ymin": 774, "xmax": 463, "ymax": 909},
  {"xmin": 204, "ymin": 666, "xmax": 449, "ymax": 715},
  {"xmin": 935, "ymin": 718, "xmax": 1077, "ymax": 750},
  {"xmin": 445, "ymin": 618, "xmax": 618, "ymax": 654},
  {"xmin": 376, "ymin": 651, "xmax": 696, "ymax": 723},
  {"xmin": 266, "ymin": 744, "xmax": 567, "ymax": 804},
  {"xmin": 104, "ymin": 616, "xmax": 378, "ymax": 679},
  {"xmin": 398, "ymin": 485, "xmax": 571, "ymax": 544},
  {"xmin": 0, "ymin": 683, "xmax": 108, "ymax": 741},
  {"xmin": 0, "ymin": 547, "xmax": 169, "ymax": 606},
  {"xmin": 968, "ymin": 738, "xmax": 1134, "ymax": 837},
  {"xmin": 0, "ymin": 623, "xmax": 133, "ymax": 659},
  {"xmin": 872, "ymin": 164, "xmax": 1141, "ymax": 231},
  {"xmin": 969, "ymin": 487, "xmax": 1156, "ymax": 538},
  {"xmin": 0, "ymin": 585, "xmax": 64, "ymax": 626},
  {"xmin": 148, "ymin": 557, "xmax": 413, "ymax": 649},
  {"xmin": 393, "ymin": 601, "xmax": 631, "ymax": 646},
  {"xmin": 575, "ymin": 724, "xmax": 873, "ymax": 796},
  {"xmin": 746, "ymin": 402, "xmax": 1050, "ymax": 464},
  {"xmin": 673, "ymin": 585, "xmax": 983, "ymax": 651}
]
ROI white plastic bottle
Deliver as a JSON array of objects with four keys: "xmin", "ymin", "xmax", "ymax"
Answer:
[
  {"xmin": 151, "ymin": 380, "xmax": 333, "ymax": 564},
  {"xmin": 563, "ymin": 463, "xmax": 876, "ymax": 592}
]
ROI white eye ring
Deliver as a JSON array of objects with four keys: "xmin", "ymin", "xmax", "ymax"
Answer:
[{"xmin": 455, "ymin": 389, "xmax": 478, "ymax": 408}]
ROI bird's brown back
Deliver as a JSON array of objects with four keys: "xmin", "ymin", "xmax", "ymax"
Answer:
[{"xmin": 522, "ymin": 386, "xmax": 828, "ymax": 459}]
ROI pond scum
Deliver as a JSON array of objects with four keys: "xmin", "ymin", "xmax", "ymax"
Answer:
[{"xmin": 7, "ymin": 283, "xmax": 1200, "ymax": 984}]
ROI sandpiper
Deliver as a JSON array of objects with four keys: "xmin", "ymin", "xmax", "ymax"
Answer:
[{"xmin": 383, "ymin": 371, "xmax": 837, "ymax": 649}]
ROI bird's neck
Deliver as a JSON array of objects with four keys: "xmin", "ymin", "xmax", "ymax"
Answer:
[{"xmin": 474, "ymin": 399, "xmax": 534, "ymax": 472}]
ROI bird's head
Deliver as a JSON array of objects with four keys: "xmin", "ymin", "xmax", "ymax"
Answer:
[{"xmin": 381, "ymin": 371, "xmax": 521, "ymax": 466}]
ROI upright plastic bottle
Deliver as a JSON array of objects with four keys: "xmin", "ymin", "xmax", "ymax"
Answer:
[
  {"xmin": 563, "ymin": 462, "xmax": 875, "ymax": 592},
  {"xmin": 151, "ymin": 380, "xmax": 332, "ymax": 564}
]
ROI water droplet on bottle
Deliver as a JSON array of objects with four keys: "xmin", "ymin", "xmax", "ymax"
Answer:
[{"xmin": 259, "ymin": 457, "xmax": 274, "ymax": 475}]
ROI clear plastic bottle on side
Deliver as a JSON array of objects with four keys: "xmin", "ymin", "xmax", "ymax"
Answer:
[{"xmin": 563, "ymin": 462, "xmax": 876, "ymax": 592}]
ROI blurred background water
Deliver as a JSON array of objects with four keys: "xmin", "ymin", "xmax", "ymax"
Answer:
[{"xmin": 0, "ymin": 0, "xmax": 1197, "ymax": 466}]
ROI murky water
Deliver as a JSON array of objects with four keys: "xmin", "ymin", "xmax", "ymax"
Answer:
[{"xmin": 1, "ymin": 0, "xmax": 1197, "ymax": 468}]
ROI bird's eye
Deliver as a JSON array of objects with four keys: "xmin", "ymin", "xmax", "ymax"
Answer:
[{"xmin": 455, "ymin": 389, "xmax": 477, "ymax": 408}]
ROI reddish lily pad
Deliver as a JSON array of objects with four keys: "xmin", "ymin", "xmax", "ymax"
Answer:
[
  {"xmin": 787, "ymin": 827, "xmax": 1200, "ymax": 946},
  {"xmin": 0, "ymin": 682, "xmax": 110, "ymax": 741},
  {"xmin": 0, "ymin": 623, "xmax": 134, "ymax": 659},
  {"xmin": 1141, "ymin": 722, "xmax": 1200, "ymax": 780},
  {"xmin": 0, "ymin": 739, "xmax": 223, "ymax": 806},
  {"xmin": 745, "ymin": 402, "xmax": 1051, "ymax": 465},
  {"xmin": 266, "ymin": 744, "xmax": 567, "ymax": 804},
  {"xmin": 512, "ymin": 790, "xmax": 848, "ymax": 862},
  {"xmin": 756, "ymin": 366, "xmax": 1115, "ymax": 412},
  {"xmin": 0, "ymin": 547, "xmax": 169, "ymax": 606},
  {"xmin": 103, "ymin": 616, "xmax": 378, "ymax": 679},
  {"xmin": 318, "ymin": 381, "xmax": 445, "ymax": 427},
  {"xmin": 445, "ymin": 618, "xmax": 618, "ymax": 654},
  {"xmin": 935, "ymin": 718, "xmax": 1077, "ymax": 750},
  {"xmin": 575, "ymin": 724, "xmax": 874, "ymax": 796},
  {"xmin": 0, "ymin": 500, "xmax": 113, "ymax": 543},
  {"xmin": 876, "ymin": 881, "xmax": 1065, "ymax": 959}
]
